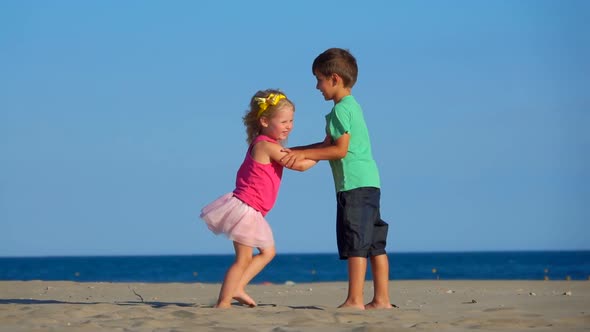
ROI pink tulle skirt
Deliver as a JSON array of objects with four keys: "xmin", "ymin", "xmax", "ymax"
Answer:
[{"xmin": 200, "ymin": 193, "xmax": 274, "ymax": 248}]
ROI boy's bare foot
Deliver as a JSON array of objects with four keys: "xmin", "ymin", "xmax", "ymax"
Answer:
[
  {"xmin": 214, "ymin": 302, "xmax": 232, "ymax": 309},
  {"xmin": 338, "ymin": 301, "xmax": 365, "ymax": 310},
  {"xmin": 364, "ymin": 301, "xmax": 394, "ymax": 310},
  {"xmin": 232, "ymin": 291, "xmax": 256, "ymax": 307}
]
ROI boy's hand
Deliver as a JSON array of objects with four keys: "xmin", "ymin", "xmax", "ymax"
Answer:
[{"xmin": 280, "ymin": 149, "xmax": 306, "ymax": 168}]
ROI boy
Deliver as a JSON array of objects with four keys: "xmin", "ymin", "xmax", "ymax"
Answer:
[{"xmin": 281, "ymin": 48, "xmax": 392, "ymax": 310}]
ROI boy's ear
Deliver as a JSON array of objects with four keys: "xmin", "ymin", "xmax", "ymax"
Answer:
[{"xmin": 331, "ymin": 73, "xmax": 342, "ymax": 86}]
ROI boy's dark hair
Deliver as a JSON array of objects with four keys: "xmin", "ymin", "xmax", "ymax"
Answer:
[{"xmin": 312, "ymin": 48, "xmax": 358, "ymax": 88}]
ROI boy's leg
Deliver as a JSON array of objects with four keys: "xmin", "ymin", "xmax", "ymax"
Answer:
[
  {"xmin": 339, "ymin": 256, "xmax": 367, "ymax": 309},
  {"xmin": 365, "ymin": 254, "xmax": 393, "ymax": 309},
  {"xmin": 233, "ymin": 245, "xmax": 276, "ymax": 306},
  {"xmin": 215, "ymin": 241, "xmax": 253, "ymax": 308},
  {"xmin": 336, "ymin": 188, "xmax": 376, "ymax": 310}
]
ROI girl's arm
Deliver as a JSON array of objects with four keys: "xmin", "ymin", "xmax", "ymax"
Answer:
[
  {"xmin": 284, "ymin": 157, "xmax": 317, "ymax": 172},
  {"xmin": 252, "ymin": 141, "xmax": 317, "ymax": 172}
]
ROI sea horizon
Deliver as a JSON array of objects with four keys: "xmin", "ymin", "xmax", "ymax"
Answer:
[
  {"xmin": 1, "ymin": 250, "xmax": 589, "ymax": 283},
  {"xmin": 2, "ymin": 248, "xmax": 589, "ymax": 259}
]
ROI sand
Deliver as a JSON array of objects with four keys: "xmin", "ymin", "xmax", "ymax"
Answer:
[{"xmin": 0, "ymin": 280, "xmax": 588, "ymax": 331}]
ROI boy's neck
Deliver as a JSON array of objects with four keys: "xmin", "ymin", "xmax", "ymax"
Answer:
[{"xmin": 332, "ymin": 88, "xmax": 352, "ymax": 104}]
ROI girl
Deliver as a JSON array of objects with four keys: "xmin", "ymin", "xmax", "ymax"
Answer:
[{"xmin": 200, "ymin": 89, "xmax": 316, "ymax": 308}]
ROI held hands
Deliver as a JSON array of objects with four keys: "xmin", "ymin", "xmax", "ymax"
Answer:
[{"xmin": 280, "ymin": 148, "xmax": 306, "ymax": 169}]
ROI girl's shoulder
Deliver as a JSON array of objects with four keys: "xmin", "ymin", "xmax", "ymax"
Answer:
[
  {"xmin": 251, "ymin": 137, "xmax": 283, "ymax": 165},
  {"xmin": 252, "ymin": 138, "xmax": 281, "ymax": 153},
  {"xmin": 252, "ymin": 134, "xmax": 279, "ymax": 145}
]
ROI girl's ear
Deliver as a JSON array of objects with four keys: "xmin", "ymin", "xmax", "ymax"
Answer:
[{"xmin": 259, "ymin": 116, "xmax": 269, "ymax": 128}]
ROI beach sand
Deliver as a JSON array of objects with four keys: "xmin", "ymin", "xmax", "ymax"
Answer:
[{"xmin": 0, "ymin": 280, "xmax": 588, "ymax": 331}]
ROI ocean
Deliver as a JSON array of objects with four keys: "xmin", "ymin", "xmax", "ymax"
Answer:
[{"xmin": 1, "ymin": 251, "xmax": 589, "ymax": 284}]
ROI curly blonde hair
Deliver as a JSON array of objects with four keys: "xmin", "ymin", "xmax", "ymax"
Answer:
[{"xmin": 243, "ymin": 89, "xmax": 294, "ymax": 144}]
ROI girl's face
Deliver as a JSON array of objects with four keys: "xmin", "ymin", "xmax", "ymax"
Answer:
[{"xmin": 260, "ymin": 105, "xmax": 294, "ymax": 141}]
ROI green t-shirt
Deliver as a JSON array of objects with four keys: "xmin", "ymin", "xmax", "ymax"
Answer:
[{"xmin": 325, "ymin": 95, "xmax": 380, "ymax": 192}]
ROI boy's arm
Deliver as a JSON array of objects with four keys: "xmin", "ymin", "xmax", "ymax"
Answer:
[
  {"xmin": 280, "ymin": 133, "xmax": 349, "ymax": 168},
  {"xmin": 288, "ymin": 135, "xmax": 330, "ymax": 150}
]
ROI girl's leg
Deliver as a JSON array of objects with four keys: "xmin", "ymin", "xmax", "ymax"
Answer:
[
  {"xmin": 365, "ymin": 254, "xmax": 393, "ymax": 309},
  {"xmin": 215, "ymin": 241, "xmax": 253, "ymax": 308},
  {"xmin": 233, "ymin": 245, "xmax": 276, "ymax": 306}
]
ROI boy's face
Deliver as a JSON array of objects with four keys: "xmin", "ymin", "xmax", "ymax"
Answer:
[{"xmin": 314, "ymin": 71, "xmax": 336, "ymax": 101}]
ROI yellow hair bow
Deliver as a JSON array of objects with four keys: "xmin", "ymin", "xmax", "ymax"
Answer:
[{"xmin": 255, "ymin": 93, "xmax": 286, "ymax": 118}]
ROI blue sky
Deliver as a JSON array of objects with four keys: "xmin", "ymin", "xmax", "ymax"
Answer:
[{"xmin": 1, "ymin": 1, "xmax": 588, "ymax": 256}]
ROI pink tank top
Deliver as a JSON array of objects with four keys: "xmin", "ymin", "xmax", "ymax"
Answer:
[{"xmin": 233, "ymin": 135, "xmax": 283, "ymax": 216}]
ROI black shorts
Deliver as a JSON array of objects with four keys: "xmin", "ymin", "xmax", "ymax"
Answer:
[{"xmin": 336, "ymin": 187, "xmax": 389, "ymax": 260}]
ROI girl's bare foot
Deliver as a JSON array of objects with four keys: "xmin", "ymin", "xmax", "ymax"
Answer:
[
  {"xmin": 365, "ymin": 301, "xmax": 393, "ymax": 310},
  {"xmin": 233, "ymin": 291, "xmax": 256, "ymax": 307}
]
